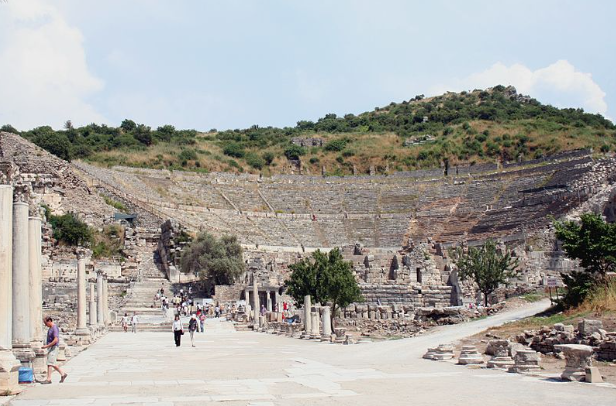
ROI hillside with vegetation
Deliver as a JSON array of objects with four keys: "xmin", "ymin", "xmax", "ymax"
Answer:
[{"xmin": 3, "ymin": 85, "xmax": 615, "ymax": 175}]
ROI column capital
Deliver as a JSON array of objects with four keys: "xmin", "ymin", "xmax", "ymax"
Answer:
[
  {"xmin": 76, "ymin": 247, "xmax": 87, "ymax": 260},
  {"xmin": 12, "ymin": 183, "xmax": 31, "ymax": 204}
]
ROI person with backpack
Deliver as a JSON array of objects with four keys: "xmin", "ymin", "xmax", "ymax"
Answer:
[
  {"xmin": 188, "ymin": 315, "xmax": 198, "ymax": 347},
  {"xmin": 172, "ymin": 315, "xmax": 183, "ymax": 347}
]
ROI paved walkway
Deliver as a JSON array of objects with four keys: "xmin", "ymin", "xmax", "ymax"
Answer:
[{"xmin": 10, "ymin": 300, "xmax": 615, "ymax": 405}]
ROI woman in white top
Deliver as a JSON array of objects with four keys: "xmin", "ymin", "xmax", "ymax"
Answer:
[{"xmin": 172, "ymin": 315, "xmax": 183, "ymax": 347}]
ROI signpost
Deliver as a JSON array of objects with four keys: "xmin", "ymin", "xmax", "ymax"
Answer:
[{"xmin": 547, "ymin": 277, "xmax": 558, "ymax": 304}]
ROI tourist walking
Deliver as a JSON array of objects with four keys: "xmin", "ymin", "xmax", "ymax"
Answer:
[
  {"xmin": 131, "ymin": 312, "xmax": 138, "ymax": 333},
  {"xmin": 40, "ymin": 316, "xmax": 67, "ymax": 384},
  {"xmin": 121, "ymin": 313, "xmax": 129, "ymax": 332},
  {"xmin": 199, "ymin": 312, "xmax": 206, "ymax": 333},
  {"xmin": 172, "ymin": 315, "xmax": 183, "ymax": 347},
  {"xmin": 188, "ymin": 315, "xmax": 198, "ymax": 347},
  {"xmin": 214, "ymin": 305, "xmax": 220, "ymax": 318}
]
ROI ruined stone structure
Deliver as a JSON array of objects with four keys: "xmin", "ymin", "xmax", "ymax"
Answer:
[{"xmin": 70, "ymin": 143, "xmax": 616, "ymax": 313}]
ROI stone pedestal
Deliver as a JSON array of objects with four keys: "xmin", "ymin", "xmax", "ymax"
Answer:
[
  {"xmin": 423, "ymin": 348, "xmax": 437, "ymax": 359},
  {"xmin": 555, "ymin": 344, "xmax": 594, "ymax": 382},
  {"xmin": 0, "ymin": 185, "xmax": 21, "ymax": 393},
  {"xmin": 12, "ymin": 199, "xmax": 35, "ymax": 366},
  {"xmin": 487, "ymin": 340, "xmax": 515, "ymax": 369},
  {"xmin": 508, "ymin": 349, "xmax": 541, "ymax": 374},
  {"xmin": 96, "ymin": 272, "xmax": 104, "ymax": 328},
  {"xmin": 321, "ymin": 306, "xmax": 332, "ymax": 342},
  {"xmin": 301, "ymin": 295, "xmax": 312, "ymax": 339},
  {"xmin": 432, "ymin": 344, "xmax": 454, "ymax": 360},
  {"xmin": 57, "ymin": 343, "xmax": 67, "ymax": 362},
  {"xmin": 75, "ymin": 250, "xmax": 90, "ymax": 342},
  {"xmin": 458, "ymin": 345, "xmax": 484, "ymax": 365}
]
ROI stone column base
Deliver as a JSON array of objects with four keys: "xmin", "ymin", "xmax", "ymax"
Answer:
[
  {"xmin": 12, "ymin": 343, "xmax": 35, "ymax": 368},
  {"xmin": 0, "ymin": 350, "xmax": 22, "ymax": 394}
]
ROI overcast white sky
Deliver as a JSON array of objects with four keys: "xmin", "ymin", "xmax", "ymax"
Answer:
[{"xmin": 0, "ymin": 0, "xmax": 614, "ymax": 130}]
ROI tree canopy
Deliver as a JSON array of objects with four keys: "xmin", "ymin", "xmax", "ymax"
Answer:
[
  {"xmin": 450, "ymin": 239, "xmax": 518, "ymax": 306},
  {"xmin": 180, "ymin": 232, "xmax": 245, "ymax": 285},
  {"xmin": 286, "ymin": 248, "xmax": 362, "ymax": 329},
  {"xmin": 554, "ymin": 213, "xmax": 616, "ymax": 307}
]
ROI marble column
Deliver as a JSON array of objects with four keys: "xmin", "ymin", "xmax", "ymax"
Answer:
[
  {"xmin": 102, "ymin": 275, "xmax": 109, "ymax": 326},
  {"xmin": 12, "ymin": 194, "xmax": 35, "ymax": 366},
  {"xmin": 89, "ymin": 283, "xmax": 97, "ymax": 327},
  {"xmin": 28, "ymin": 213, "xmax": 46, "ymax": 374},
  {"xmin": 244, "ymin": 289, "xmax": 251, "ymax": 320},
  {"xmin": 321, "ymin": 306, "xmax": 332, "ymax": 341},
  {"xmin": 0, "ymin": 185, "xmax": 20, "ymax": 392},
  {"xmin": 252, "ymin": 276, "xmax": 259, "ymax": 328},
  {"xmin": 266, "ymin": 292, "xmax": 272, "ymax": 312},
  {"xmin": 302, "ymin": 295, "xmax": 312, "ymax": 338},
  {"xmin": 76, "ymin": 249, "xmax": 90, "ymax": 337},
  {"xmin": 96, "ymin": 271, "xmax": 104, "ymax": 328}
]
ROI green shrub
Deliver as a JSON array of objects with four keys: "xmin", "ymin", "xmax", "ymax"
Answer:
[
  {"xmin": 324, "ymin": 138, "xmax": 349, "ymax": 152},
  {"xmin": 179, "ymin": 149, "xmax": 198, "ymax": 161},
  {"xmin": 223, "ymin": 142, "xmax": 245, "ymax": 158},
  {"xmin": 284, "ymin": 145, "xmax": 306, "ymax": 160},
  {"xmin": 49, "ymin": 213, "xmax": 92, "ymax": 246},
  {"xmin": 262, "ymin": 152, "xmax": 275, "ymax": 165},
  {"xmin": 245, "ymin": 152, "xmax": 265, "ymax": 170}
]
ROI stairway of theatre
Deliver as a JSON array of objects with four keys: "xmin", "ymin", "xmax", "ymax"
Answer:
[{"xmin": 110, "ymin": 242, "xmax": 174, "ymax": 332}]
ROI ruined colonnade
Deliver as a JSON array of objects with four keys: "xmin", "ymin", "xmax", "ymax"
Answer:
[{"xmin": 0, "ymin": 184, "xmax": 111, "ymax": 392}]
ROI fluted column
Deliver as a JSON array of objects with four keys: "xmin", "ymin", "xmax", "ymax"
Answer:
[
  {"xmin": 28, "ymin": 212, "xmax": 46, "ymax": 373},
  {"xmin": 89, "ymin": 282, "xmax": 97, "ymax": 327},
  {"xmin": 302, "ymin": 295, "xmax": 311, "ymax": 338},
  {"xmin": 76, "ymin": 248, "xmax": 89, "ymax": 336},
  {"xmin": 252, "ymin": 276, "xmax": 259, "ymax": 328},
  {"xmin": 12, "ymin": 192, "xmax": 34, "ymax": 365},
  {"xmin": 0, "ymin": 185, "xmax": 21, "ymax": 392},
  {"xmin": 96, "ymin": 271, "xmax": 104, "ymax": 327}
]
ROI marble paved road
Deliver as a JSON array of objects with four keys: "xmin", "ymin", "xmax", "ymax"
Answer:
[{"xmin": 11, "ymin": 301, "xmax": 615, "ymax": 406}]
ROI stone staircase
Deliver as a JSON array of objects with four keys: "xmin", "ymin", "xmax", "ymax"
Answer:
[{"xmin": 111, "ymin": 243, "xmax": 174, "ymax": 332}]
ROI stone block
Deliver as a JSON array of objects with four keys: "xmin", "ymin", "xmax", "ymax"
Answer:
[
  {"xmin": 585, "ymin": 367, "xmax": 603, "ymax": 384},
  {"xmin": 578, "ymin": 319, "xmax": 603, "ymax": 336}
]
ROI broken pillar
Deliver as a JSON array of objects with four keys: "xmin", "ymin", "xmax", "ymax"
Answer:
[{"xmin": 321, "ymin": 306, "xmax": 332, "ymax": 342}]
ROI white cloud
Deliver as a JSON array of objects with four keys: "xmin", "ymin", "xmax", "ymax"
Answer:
[
  {"xmin": 0, "ymin": 0, "xmax": 105, "ymax": 130},
  {"xmin": 431, "ymin": 60, "xmax": 608, "ymax": 116}
]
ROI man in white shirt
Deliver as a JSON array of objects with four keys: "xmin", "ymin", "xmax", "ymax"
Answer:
[{"xmin": 131, "ymin": 313, "xmax": 138, "ymax": 333}]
